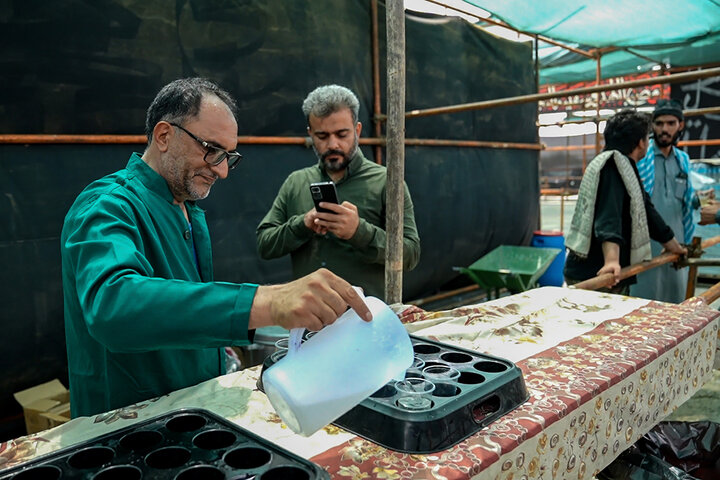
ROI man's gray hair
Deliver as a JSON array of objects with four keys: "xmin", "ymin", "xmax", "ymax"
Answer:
[{"xmin": 302, "ymin": 85, "xmax": 360, "ymax": 125}]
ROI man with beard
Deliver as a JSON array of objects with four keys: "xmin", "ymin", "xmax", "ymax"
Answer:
[
  {"xmin": 62, "ymin": 78, "xmax": 371, "ymax": 417},
  {"xmin": 256, "ymin": 85, "xmax": 420, "ymax": 300},
  {"xmin": 631, "ymin": 99, "xmax": 703, "ymax": 303}
]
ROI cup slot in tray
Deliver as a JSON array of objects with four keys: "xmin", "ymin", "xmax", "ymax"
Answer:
[{"xmin": 0, "ymin": 408, "xmax": 329, "ymax": 480}]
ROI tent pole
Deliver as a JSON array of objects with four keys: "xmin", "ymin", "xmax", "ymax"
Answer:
[
  {"xmin": 384, "ymin": 0, "xmax": 406, "ymax": 304},
  {"xmin": 395, "ymin": 67, "xmax": 720, "ymax": 119},
  {"xmin": 595, "ymin": 54, "xmax": 602, "ymax": 154},
  {"xmin": 370, "ymin": 0, "xmax": 383, "ymax": 165}
]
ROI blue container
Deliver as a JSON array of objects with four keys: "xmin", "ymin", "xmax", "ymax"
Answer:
[{"xmin": 530, "ymin": 230, "xmax": 566, "ymax": 287}]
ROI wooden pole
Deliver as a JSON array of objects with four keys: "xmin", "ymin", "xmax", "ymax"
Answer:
[
  {"xmin": 370, "ymin": 0, "xmax": 383, "ymax": 165},
  {"xmin": 384, "ymin": 0, "xmax": 405, "ymax": 304}
]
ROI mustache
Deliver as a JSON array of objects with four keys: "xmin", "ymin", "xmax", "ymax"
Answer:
[{"xmin": 321, "ymin": 149, "xmax": 347, "ymax": 161}]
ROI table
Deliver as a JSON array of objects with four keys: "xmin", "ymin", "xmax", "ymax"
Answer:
[{"xmin": 1, "ymin": 287, "xmax": 718, "ymax": 479}]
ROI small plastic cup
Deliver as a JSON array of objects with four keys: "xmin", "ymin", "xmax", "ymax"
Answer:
[
  {"xmin": 405, "ymin": 356, "xmax": 426, "ymax": 379},
  {"xmin": 274, "ymin": 338, "xmax": 289, "ymax": 351},
  {"xmin": 422, "ymin": 365, "xmax": 460, "ymax": 382},
  {"xmin": 270, "ymin": 350, "xmax": 287, "ymax": 363},
  {"xmin": 698, "ymin": 189, "xmax": 714, "ymax": 207},
  {"xmin": 395, "ymin": 378, "xmax": 435, "ymax": 411}
]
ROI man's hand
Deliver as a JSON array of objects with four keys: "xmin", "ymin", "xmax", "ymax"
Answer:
[
  {"xmin": 304, "ymin": 208, "xmax": 328, "ymax": 235},
  {"xmin": 249, "ymin": 268, "xmax": 372, "ymax": 331},
  {"xmin": 314, "ymin": 201, "xmax": 360, "ymax": 240},
  {"xmin": 597, "ymin": 262, "xmax": 621, "ymax": 285},
  {"xmin": 699, "ymin": 201, "xmax": 720, "ymax": 225},
  {"xmin": 661, "ymin": 237, "xmax": 687, "ymax": 256}
]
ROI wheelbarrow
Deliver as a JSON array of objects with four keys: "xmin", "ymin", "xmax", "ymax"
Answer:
[{"xmin": 455, "ymin": 245, "xmax": 560, "ymax": 299}]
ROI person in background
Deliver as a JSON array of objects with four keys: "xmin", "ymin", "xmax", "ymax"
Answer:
[
  {"xmin": 564, "ymin": 109, "xmax": 687, "ymax": 295},
  {"xmin": 61, "ymin": 78, "xmax": 371, "ymax": 418},
  {"xmin": 256, "ymin": 85, "xmax": 420, "ymax": 301},
  {"xmin": 699, "ymin": 201, "xmax": 720, "ymax": 225},
  {"xmin": 631, "ymin": 99, "xmax": 709, "ymax": 303}
]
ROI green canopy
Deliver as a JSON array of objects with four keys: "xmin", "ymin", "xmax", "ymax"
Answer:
[{"xmin": 464, "ymin": 0, "xmax": 720, "ymax": 84}]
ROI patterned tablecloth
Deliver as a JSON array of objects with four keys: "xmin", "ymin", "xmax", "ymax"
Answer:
[{"xmin": 1, "ymin": 287, "xmax": 718, "ymax": 479}]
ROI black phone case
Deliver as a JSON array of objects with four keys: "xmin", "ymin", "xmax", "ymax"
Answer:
[{"xmin": 310, "ymin": 182, "xmax": 338, "ymax": 213}]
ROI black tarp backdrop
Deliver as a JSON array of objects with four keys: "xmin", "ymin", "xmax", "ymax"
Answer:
[
  {"xmin": 0, "ymin": 0, "xmax": 537, "ymax": 439},
  {"xmin": 673, "ymin": 75, "xmax": 720, "ymax": 160}
]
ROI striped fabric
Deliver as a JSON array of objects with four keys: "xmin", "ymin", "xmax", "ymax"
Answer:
[{"xmin": 636, "ymin": 140, "xmax": 695, "ymax": 244}]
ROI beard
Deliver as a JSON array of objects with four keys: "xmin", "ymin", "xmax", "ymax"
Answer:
[
  {"xmin": 162, "ymin": 155, "xmax": 215, "ymax": 202},
  {"xmin": 653, "ymin": 129, "xmax": 681, "ymax": 148},
  {"xmin": 314, "ymin": 135, "xmax": 359, "ymax": 173}
]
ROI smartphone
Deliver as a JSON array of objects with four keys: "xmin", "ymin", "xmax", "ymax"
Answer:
[{"xmin": 309, "ymin": 181, "xmax": 339, "ymax": 213}]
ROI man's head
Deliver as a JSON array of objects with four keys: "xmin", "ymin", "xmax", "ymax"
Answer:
[
  {"xmin": 144, "ymin": 78, "xmax": 240, "ymax": 203},
  {"xmin": 603, "ymin": 109, "xmax": 651, "ymax": 160},
  {"xmin": 652, "ymin": 99, "xmax": 684, "ymax": 148},
  {"xmin": 302, "ymin": 85, "xmax": 362, "ymax": 175}
]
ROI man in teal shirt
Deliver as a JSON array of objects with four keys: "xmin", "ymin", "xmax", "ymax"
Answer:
[
  {"xmin": 256, "ymin": 85, "xmax": 420, "ymax": 300},
  {"xmin": 62, "ymin": 78, "xmax": 370, "ymax": 418}
]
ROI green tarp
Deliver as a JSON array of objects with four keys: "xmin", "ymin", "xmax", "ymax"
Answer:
[{"xmin": 465, "ymin": 0, "xmax": 720, "ymax": 84}]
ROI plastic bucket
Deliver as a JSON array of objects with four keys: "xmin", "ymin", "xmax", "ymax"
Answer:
[
  {"xmin": 261, "ymin": 296, "xmax": 414, "ymax": 436},
  {"xmin": 530, "ymin": 230, "xmax": 565, "ymax": 287}
]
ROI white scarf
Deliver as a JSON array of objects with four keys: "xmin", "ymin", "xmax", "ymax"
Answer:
[{"xmin": 566, "ymin": 150, "xmax": 652, "ymax": 265}]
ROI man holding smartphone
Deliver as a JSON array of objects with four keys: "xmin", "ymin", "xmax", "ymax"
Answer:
[{"xmin": 256, "ymin": 85, "xmax": 420, "ymax": 300}]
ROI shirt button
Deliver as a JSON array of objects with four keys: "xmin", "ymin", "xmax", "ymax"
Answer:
[
  {"xmin": 184, "ymin": 230, "xmax": 191, "ymax": 240},
  {"xmin": 321, "ymin": 261, "xmax": 327, "ymax": 267}
]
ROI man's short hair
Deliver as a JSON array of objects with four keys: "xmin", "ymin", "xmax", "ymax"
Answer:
[
  {"xmin": 302, "ymin": 85, "xmax": 360, "ymax": 125},
  {"xmin": 603, "ymin": 109, "xmax": 651, "ymax": 155},
  {"xmin": 653, "ymin": 98, "xmax": 684, "ymax": 122},
  {"xmin": 145, "ymin": 77, "xmax": 238, "ymax": 144}
]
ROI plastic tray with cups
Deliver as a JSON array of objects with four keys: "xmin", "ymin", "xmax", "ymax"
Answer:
[
  {"xmin": 258, "ymin": 295, "xmax": 529, "ymax": 454},
  {"xmin": 0, "ymin": 408, "xmax": 329, "ymax": 480}
]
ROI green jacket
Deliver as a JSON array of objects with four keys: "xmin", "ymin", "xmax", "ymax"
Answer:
[
  {"xmin": 62, "ymin": 153, "xmax": 256, "ymax": 418},
  {"xmin": 256, "ymin": 151, "xmax": 420, "ymax": 300}
]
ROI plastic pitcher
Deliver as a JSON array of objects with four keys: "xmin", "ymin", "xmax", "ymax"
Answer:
[{"xmin": 261, "ymin": 296, "xmax": 414, "ymax": 436}]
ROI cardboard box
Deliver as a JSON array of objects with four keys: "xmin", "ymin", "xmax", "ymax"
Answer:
[{"xmin": 13, "ymin": 379, "xmax": 71, "ymax": 434}]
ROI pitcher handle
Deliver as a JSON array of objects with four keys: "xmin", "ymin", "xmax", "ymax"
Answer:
[
  {"xmin": 286, "ymin": 327, "xmax": 305, "ymax": 359},
  {"xmin": 285, "ymin": 286, "xmax": 366, "ymax": 359}
]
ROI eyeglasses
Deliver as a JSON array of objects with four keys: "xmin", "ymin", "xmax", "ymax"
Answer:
[{"xmin": 169, "ymin": 122, "xmax": 242, "ymax": 169}]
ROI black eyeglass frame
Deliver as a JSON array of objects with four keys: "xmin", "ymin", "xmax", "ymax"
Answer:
[{"xmin": 169, "ymin": 122, "xmax": 242, "ymax": 169}]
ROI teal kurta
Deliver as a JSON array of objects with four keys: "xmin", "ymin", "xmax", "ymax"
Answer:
[
  {"xmin": 62, "ymin": 153, "xmax": 257, "ymax": 418},
  {"xmin": 256, "ymin": 151, "xmax": 420, "ymax": 300}
]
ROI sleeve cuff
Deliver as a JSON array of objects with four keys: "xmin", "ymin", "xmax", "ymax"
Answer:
[
  {"xmin": 348, "ymin": 218, "xmax": 375, "ymax": 249},
  {"xmin": 231, "ymin": 283, "xmax": 259, "ymax": 344}
]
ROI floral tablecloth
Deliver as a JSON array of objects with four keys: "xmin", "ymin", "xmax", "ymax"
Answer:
[{"xmin": 2, "ymin": 287, "xmax": 718, "ymax": 479}]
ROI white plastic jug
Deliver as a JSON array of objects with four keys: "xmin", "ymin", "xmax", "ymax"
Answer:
[{"xmin": 261, "ymin": 296, "xmax": 414, "ymax": 436}]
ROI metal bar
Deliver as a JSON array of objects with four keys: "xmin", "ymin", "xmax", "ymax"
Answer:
[
  {"xmin": 702, "ymin": 235, "xmax": 720, "ymax": 250},
  {"xmin": 400, "ymin": 67, "xmax": 720, "ymax": 120},
  {"xmin": 370, "ymin": 0, "xmax": 383, "ymax": 165},
  {"xmin": 402, "ymin": 138, "xmax": 543, "ymax": 149},
  {"xmin": 420, "ymin": 0, "xmax": 594, "ymax": 58},
  {"xmin": 698, "ymin": 282, "xmax": 720, "ymax": 304},
  {"xmin": 684, "ymin": 106, "xmax": 720, "ymax": 117},
  {"xmin": 572, "ymin": 252, "xmax": 680, "ymax": 291},
  {"xmin": 0, "ymin": 134, "xmax": 543, "ymax": 149},
  {"xmin": 384, "ymin": 0, "xmax": 405, "ymax": 304},
  {"xmin": 684, "ymin": 258, "xmax": 720, "ymax": 267},
  {"xmin": 571, "ymin": 234, "xmax": 720, "ymax": 292},
  {"xmin": 409, "ymin": 284, "xmax": 481, "ymax": 307},
  {"xmin": 685, "ymin": 237, "xmax": 702, "ymax": 300},
  {"xmin": 595, "ymin": 55, "xmax": 602, "ymax": 155}
]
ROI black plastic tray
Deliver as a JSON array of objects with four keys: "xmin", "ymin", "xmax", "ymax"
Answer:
[
  {"xmin": 0, "ymin": 408, "xmax": 329, "ymax": 480},
  {"xmin": 259, "ymin": 335, "xmax": 529, "ymax": 454}
]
